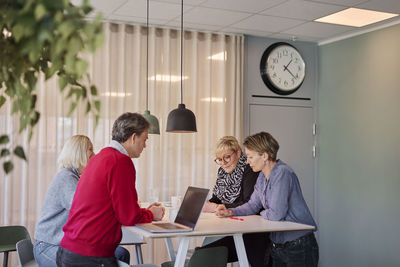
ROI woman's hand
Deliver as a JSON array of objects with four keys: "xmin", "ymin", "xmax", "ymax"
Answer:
[
  {"xmin": 203, "ymin": 201, "xmax": 218, "ymax": 213},
  {"xmin": 216, "ymin": 204, "xmax": 233, "ymax": 217}
]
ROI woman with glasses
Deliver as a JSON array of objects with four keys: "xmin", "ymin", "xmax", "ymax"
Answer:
[{"xmin": 201, "ymin": 136, "xmax": 272, "ymax": 267}]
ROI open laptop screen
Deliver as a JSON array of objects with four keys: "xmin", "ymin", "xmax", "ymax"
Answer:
[{"xmin": 174, "ymin": 186, "xmax": 209, "ymax": 229}]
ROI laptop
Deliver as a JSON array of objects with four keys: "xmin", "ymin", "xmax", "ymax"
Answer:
[{"xmin": 136, "ymin": 186, "xmax": 209, "ymax": 233}]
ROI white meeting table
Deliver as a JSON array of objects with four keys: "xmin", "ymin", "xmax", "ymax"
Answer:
[{"xmin": 124, "ymin": 213, "xmax": 315, "ymax": 267}]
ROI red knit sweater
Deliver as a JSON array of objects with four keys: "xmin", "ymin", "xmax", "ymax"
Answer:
[{"xmin": 60, "ymin": 147, "xmax": 153, "ymax": 257}]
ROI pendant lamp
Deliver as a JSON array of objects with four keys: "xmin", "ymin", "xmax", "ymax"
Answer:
[
  {"xmin": 166, "ymin": 0, "xmax": 197, "ymax": 133},
  {"xmin": 143, "ymin": 0, "xmax": 160, "ymax": 134}
]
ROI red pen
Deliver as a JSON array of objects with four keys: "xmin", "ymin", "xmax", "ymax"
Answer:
[{"xmin": 229, "ymin": 216, "xmax": 244, "ymax": 221}]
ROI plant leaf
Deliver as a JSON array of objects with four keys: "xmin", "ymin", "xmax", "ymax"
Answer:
[
  {"xmin": 86, "ymin": 101, "xmax": 91, "ymax": 113},
  {"xmin": 58, "ymin": 75, "xmax": 68, "ymax": 91},
  {"xmin": 14, "ymin": 146, "xmax": 27, "ymax": 160},
  {"xmin": 4, "ymin": 161, "xmax": 14, "ymax": 174},
  {"xmin": 0, "ymin": 135, "xmax": 10, "ymax": 144},
  {"xmin": 0, "ymin": 95, "xmax": 6, "ymax": 108},
  {"xmin": 94, "ymin": 100, "xmax": 100, "ymax": 112},
  {"xmin": 34, "ymin": 4, "xmax": 48, "ymax": 21},
  {"xmin": 90, "ymin": 85, "xmax": 97, "ymax": 96},
  {"xmin": 1, "ymin": 148, "xmax": 10, "ymax": 157}
]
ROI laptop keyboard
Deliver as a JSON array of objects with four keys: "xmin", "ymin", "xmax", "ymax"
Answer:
[{"xmin": 156, "ymin": 223, "xmax": 185, "ymax": 230}]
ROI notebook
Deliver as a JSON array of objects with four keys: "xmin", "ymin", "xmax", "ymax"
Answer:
[{"xmin": 136, "ymin": 186, "xmax": 209, "ymax": 233}]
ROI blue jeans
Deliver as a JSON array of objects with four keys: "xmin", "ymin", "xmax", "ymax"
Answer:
[
  {"xmin": 34, "ymin": 240, "xmax": 130, "ymax": 266},
  {"xmin": 271, "ymin": 233, "xmax": 319, "ymax": 267}
]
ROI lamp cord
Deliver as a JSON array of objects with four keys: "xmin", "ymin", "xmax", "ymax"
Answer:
[
  {"xmin": 180, "ymin": 0, "xmax": 183, "ymax": 104},
  {"xmin": 146, "ymin": 0, "xmax": 149, "ymax": 110}
]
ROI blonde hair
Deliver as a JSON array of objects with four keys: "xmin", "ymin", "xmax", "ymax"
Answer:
[
  {"xmin": 57, "ymin": 135, "xmax": 92, "ymax": 169},
  {"xmin": 215, "ymin": 136, "xmax": 242, "ymax": 156},
  {"xmin": 243, "ymin": 132, "xmax": 279, "ymax": 161}
]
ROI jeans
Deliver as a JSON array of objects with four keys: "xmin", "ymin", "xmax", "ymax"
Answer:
[
  {"xmin": 271, "ymin": 233, "xmax": 319, "ymax": 267},
  {"xmin": 34, "ymin": 240, "xmax": 130, "ymax": 266},
  {"xmin": 56, "ymin": 246, "xmax": 118, "ymax": 267},
  {"xmin": 114, "ymin": 246, "xmax": 130, "ymax": 264},
  {"xmin": 33, "ymin": 240, "xmax": 58, "ymax": 267}
]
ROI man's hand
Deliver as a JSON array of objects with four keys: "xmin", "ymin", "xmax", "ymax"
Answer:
[
  {"xmin": 148, "ymin": 203, "xmax": 165, "ymax": 221},
  {"xmin": 216, "ymin": 204, "xmax": 233, "ymax": 217}
]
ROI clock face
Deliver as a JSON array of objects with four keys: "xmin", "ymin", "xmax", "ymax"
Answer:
[{"xmin": 260, "ymin": 42, "xmax": 306, "ymax": 95}]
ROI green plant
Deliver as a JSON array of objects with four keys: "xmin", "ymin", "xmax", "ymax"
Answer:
[{"xmin": 0, "ymin": 0, "xmax": 104, "ymax": 173}]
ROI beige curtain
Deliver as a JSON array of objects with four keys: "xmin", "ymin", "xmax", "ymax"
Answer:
[{"xmin": 0, "ymin": 22, "xmax": 243, "ymax": 264}]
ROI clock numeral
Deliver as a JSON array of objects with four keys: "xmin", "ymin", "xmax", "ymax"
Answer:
[
  {"xmin": 284, "ymin": 80, "xmax": 288, "ymax": 87},
  {"xmin": 272, "ymin": 58, "xmax": 278, "ymax": 64},
  {"xmin": 283, "ymin": 50, "xmax": 288, "ymax": 56}
]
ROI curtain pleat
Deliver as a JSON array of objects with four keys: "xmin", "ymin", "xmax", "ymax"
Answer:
[{"xmin": 0, "ymin": 22, "xmax": 243, "ymax": 265}]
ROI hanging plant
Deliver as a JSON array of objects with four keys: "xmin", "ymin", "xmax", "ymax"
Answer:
[{"xmin": 0, "ymin": 0, "xmax": 104, "ymax": 173}]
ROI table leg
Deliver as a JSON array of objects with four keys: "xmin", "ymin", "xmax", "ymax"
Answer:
[
  {"xmin": 165, "ymin": 237, "xmax": 176, "ymax": 261},
  {"xmin": 233, "ymin": 234, "xmax": 249, "ymax": 267},
  {"xmin": 174, "ymin": 237, "xmax": 189, "ymax": 267},
  {"xmin": 135, "ymin": 244, "xmax": 143, "ymax": 264},
  {"xmin": 3, "ymin": 252, "xmax": 8, "ymax": 267}
]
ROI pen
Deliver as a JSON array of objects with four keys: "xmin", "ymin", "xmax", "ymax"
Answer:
[{"xmin": 229, "ymin": 216, "xmax": 244, "ymax": 221}]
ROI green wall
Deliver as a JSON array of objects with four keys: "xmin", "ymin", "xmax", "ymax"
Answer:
[{"xmin": 318, "ymin": 24, "xmax": 400, "ymax": 266}]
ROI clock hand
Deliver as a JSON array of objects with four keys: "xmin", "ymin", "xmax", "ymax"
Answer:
[
  {"xmin": 285, "ymin": 67, "xmax": 296, "ymax": 79},
  {"xmin": 283, "ymin": 59, "xmax": 295, "ymax": 77},
  {"xmin": 284, "ymin": 59, "xmax": 293, "ymax": 70}
]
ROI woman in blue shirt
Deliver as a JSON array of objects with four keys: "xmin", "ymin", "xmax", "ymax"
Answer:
[{"xmin": 217, "ymin": 131, "xmax": 319, "ymax": 267}]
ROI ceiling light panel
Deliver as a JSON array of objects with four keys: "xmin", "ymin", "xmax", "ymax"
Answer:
[{"xmin": 315, "ymin": 8, "xmax": 399, "ymax": 27}]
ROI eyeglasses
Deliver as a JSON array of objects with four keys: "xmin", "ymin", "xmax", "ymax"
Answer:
[{"xmin": 214, "ymin": 152, "xmax": 235, "ymax": 165}]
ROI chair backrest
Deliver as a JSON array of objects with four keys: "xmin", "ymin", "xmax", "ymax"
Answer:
[
  {"xmin": 187, "ymin": 246, "xmax": 228, "ymax": 267},
  {"xmin": 16, "ymin": 239, "xmax": 36, "ymax": 266},
  {"xmin": 0, "ymin": 225, "xmax": 30, "ymax": 252}
]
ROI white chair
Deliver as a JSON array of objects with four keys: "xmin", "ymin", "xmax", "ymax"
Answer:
[{"xmin": 16, "ymin": 239, "xmax": 38, "ymax": 267}]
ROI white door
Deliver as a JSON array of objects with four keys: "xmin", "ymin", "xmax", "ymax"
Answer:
[{"xmin": 248, "ymin": 104, "xmax": 316, "ymax": 216}]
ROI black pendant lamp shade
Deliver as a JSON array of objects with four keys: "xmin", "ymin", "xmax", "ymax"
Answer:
[
  {"xmin": 143, "ymin": 0, "xmax": 160, "ymax": 134},
  {"xmin": 166, "ymin": 0, "xmax": 197, "ymax": 133},
  {"xmin": 166, "ymin": 104, "xmax": 197, "ymax": 132}
]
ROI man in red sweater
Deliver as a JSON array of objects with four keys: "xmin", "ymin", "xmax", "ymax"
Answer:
[{"xmin": 57, "ymin": 113, "xmax": 164, "ymax": 267}]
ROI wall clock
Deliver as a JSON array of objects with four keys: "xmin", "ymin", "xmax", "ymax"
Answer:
[{"xmin": 260, "ymin": 42, "xmax": 306, "ymax": 95}]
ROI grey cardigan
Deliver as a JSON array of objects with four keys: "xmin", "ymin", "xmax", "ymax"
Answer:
[{"xmin": 34, "ymin": 168, "xmax": 79, "ymax": 245}]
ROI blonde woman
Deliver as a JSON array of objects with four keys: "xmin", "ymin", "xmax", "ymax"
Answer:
[{"xmin": 33, "ymin": 135, "xmax": 129, "ymax": 266}]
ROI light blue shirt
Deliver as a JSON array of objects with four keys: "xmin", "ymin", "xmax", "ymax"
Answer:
[
  {"xmin": 108, "ymin": 140, "xmax": 129, "ymax": 156},
  {"xmin": 231, "ymin": 160, "xmax": 317, "ymax": 244}
]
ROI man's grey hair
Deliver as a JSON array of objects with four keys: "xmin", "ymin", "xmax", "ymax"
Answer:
[{"xmin": 112, "ymin": 112, "xmax": 150, "ymax": 143}]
